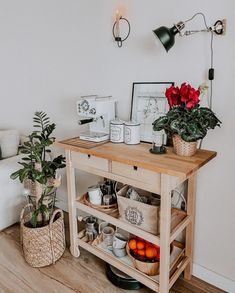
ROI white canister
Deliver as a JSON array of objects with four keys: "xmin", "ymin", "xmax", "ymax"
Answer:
[
  {"xmin": 110, "ymin": 119, "xmax": 124, "ymax": 143},
  {"xmin": 124, "ymin": 121, "xmax": 140, "ymax": 145},
  {"xmin": 88, "ymin": 185, "xmax": 103, "ymax": 205}
]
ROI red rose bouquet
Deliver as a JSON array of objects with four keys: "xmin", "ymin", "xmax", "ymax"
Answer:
[{"xmin": 153, "ymin": 83, "xmax": 221, "ymax": 142}]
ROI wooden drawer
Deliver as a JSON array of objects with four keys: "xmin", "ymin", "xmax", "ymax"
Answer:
[
  {"xmin": 111, "ymin": 161, "xmax": 160, "ymax": 188},
  {"xmin": 71, "ymin": 151, "xmax": 109, "ymax": 171}
]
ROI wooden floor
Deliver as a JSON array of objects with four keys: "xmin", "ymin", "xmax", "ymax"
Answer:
[{"xmin": 0, "ymin": 225, "xmax": 225, "ymax": 293}]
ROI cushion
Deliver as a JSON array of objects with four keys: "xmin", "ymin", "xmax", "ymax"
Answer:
[{"xmin": 0, "ymin": 130, "xmax": 20, "ymax": 159}]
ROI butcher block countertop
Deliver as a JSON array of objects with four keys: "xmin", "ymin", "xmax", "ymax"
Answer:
[{"xmin": 55, "ymin": 138, "xmax": 216, "ymax": 179}]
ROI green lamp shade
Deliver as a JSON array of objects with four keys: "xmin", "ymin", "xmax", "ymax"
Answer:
[
  {"xmin": 153, "ymin": 25, "xmax": 179, "ymax": 52},
  {"xmin": 153, "ymin": 21, "xmax": 185, "ymax": 52}
]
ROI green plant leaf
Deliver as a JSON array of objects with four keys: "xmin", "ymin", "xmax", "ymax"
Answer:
[
  {"xmin": 10, "ymin": 171, "xmax": 20, "ymax": 180},
  {"xmin": 30, "ymin": 210, "xmax": 39, "ymax": 228}
]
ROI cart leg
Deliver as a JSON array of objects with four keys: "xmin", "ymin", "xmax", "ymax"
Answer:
[
  {"xmin": 66, "ymin": 150, "xmax": 80, "ymax": 257},
  {"xmin": 184, "ymin": 174, "xmax": 197, "ymax": 280},
  {"xmin": 159, "ymin": 174, "xmax": 172, "ymax": 293}
]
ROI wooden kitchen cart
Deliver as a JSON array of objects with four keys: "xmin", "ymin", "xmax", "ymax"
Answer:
[{"xmin": 55, "ymin": 139, "xmax": 216, "ymax": 293}]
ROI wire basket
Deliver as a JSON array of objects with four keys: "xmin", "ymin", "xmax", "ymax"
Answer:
[{"xmin": 27, "ymin": 191, "xmax": 56, "ymax": 216}]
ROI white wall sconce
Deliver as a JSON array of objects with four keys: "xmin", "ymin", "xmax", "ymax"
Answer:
[{"xmin": 112, "ymin": 10, "xmax": 131, "ymax": 47}]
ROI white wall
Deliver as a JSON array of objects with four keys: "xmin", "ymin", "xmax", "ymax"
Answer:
[{"xmin": 0, "ymin": 0, "xmax": 234, "ymax": 291}]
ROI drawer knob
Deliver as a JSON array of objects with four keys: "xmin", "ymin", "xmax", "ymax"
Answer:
[
  {"xmin": 88, "ymin": 154, "xmax": 91, "ymax": 159},
  {"xmin": 133, "ymin": 166, "xmax": 138, "ymax": 171}
]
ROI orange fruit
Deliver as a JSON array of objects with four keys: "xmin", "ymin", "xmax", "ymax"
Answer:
[
  {"xmin": 137, "ymin": 240, "xmax": 145, "ymax": 250},
  {"xmin": 146, "ymin": 247, "xmax": 158, "ymax": 259},
  {"xmin": 153, "ymin": 244, "xmax": 160, "ymax": 251},
  {"xmin": 145, "ymin": 241, "xmax": 152, "ymax": 248},
  {"xmin": 137, "ymin": 249, "xmax": 145, "ymax": 257},
  {"xmin": 129, "ymin": 239, "xmax": 137, "ymax": 250},
  {"xmin": 156, "ymin": 253, "xmax": 160, "ymax": 261}
]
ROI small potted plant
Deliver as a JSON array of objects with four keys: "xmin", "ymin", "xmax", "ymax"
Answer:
[
  {"xmin": 152, "ymin": 83, "xmax": 221, "ymax": 156},
  {"xmin": 11, "ymin": 111, "xmax": 66, "ymax": 267}
]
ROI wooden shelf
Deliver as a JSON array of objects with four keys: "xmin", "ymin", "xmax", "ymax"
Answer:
[
  {"xmin": 76, "ymin": 200, "xmax": 187, "ymax": 246},
  {"xmin": 56, "ymin": 139, "xmax": 216, "ymax": 292},
  {"xmin": 77, "ymin": 238, "xmax": 186, "ymax": 292}
]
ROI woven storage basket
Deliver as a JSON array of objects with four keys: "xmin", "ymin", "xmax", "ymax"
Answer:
[
  {"xmin": 20, "ymin": 204, "xmax": 65, "ymax": 268},
  {"xmin": 117, "ymin": 186, "xmax": 160, "ymax": 235},
  {"xmin": 172, "ymin": 134, "xmax": 198, "ymax": 157},
  {"xmin": 82, "ymin": 193, "xmax": 118, "ymax": 215},
  {"xmin": 126, "ymin": 243, "xmax": 173, "ymax": 276}
]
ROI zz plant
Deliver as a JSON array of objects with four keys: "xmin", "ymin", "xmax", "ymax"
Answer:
[{"xmin": 11, "ymin": 111, "xmax": 66, "ymax": 227}]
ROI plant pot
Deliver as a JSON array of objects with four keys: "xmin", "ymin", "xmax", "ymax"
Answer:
[
  {"xmin": 20, "ymin": 204, "xmax": 65, "ymax": 268},
  {"xmin": 172, "ymin": 135, "xmax": 198, "ymax": 157}
]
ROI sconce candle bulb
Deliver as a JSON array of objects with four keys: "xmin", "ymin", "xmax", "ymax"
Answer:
[{"xmin": 115, "ymin": 10, "xmax": 120, "ymax": 38}]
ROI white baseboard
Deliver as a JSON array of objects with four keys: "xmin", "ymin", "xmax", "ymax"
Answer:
[{"xmin": 193, "ymin": 263, "xmax": 235, "ymax": 293}]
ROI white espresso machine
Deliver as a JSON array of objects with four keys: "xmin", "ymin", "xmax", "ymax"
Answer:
[{"xmin": 77, "ymin": 95, "xmax": 116, "ymax": 142}]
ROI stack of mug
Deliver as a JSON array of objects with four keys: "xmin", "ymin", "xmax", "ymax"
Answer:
[
  {"xmin": 102, "ymin": 227, "xmax": 128, "ymax": 258},
  {"xmin": 110, "ymin": 119, "xmax": 140, "ymax": 145}
]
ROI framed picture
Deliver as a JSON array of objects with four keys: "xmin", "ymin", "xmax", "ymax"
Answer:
[{"xmin": 130, "ymin": 82, "xmax": 174, "ymax": 143}]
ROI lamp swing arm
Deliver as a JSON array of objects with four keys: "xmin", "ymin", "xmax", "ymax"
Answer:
[{"xmin": 178, "ymin": 12, "xmax": 225, "ymax": 36}]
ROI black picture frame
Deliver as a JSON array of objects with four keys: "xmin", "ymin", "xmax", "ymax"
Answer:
[{"xmin": 130, "ymin": 82, "xmax": 174, "ymax": 143}]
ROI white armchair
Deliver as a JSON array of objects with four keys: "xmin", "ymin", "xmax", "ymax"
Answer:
[{"xmin": 0, "ymin": 154, "xmax": 25, "ymax": 231}]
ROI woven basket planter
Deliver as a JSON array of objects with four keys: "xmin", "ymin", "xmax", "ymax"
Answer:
[
  {"xmin": 20, "ymin": 204, "xmax": 65, "ymax": 268},
  {"xmin": 172, "ymin": 135, "xmax": 198, "ymax": 157}
]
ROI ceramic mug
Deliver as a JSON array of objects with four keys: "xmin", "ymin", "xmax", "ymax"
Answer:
[
  {"xmin": 112, "ymin": 233, "xmax": 128, "ymax": 249},
  {"xmin": 88, "ymin": 185, "xmax": 102, "ymax": 205},
  {"xmin": 98, "ymin": 221, "xmax": 109, "ymax": 234},
  {"xmin": 102, "ymin": 226, "xmax": 115, "ymax": 248}
]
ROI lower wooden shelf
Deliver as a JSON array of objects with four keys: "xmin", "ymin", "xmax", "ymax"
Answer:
[
  {"xmin": 77, "ymin": 238, "xmax": 188, "ymax": 292},
  {"xmin": 76, "ymin": 200, "xmax": 187, "ymax": 246}
]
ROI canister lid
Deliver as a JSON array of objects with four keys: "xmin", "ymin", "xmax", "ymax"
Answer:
[
  {"xmin": 88, "ymin": 185, "xmax": 99, "ymax": 191},
  {"xmin": 110, "ymin": 119, "xmax": 124, "ymax": 125},
  {"xmin": 124, "ymin": 120, "xmax": 140, "ymax": 126}
]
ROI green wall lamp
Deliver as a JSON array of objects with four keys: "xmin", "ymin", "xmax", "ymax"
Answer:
[
  {"xmin": 153, "ymin": 13, "xmax": 226, "ymax": 52},
  {"xmin": 153, "ymin": 12, "xmax": 226, "ymax": 110}
]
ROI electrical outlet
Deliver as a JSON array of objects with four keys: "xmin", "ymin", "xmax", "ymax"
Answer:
[
  {"xmin": 213, "ymin": 18, "xmax": 227, "ymax": 35},
  {"xmin": 222, "ymin": 18, "xmax": 227, "ymax": 35}
]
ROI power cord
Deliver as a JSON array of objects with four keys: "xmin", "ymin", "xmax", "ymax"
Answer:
[
  {"xmin": 183, "ymin": 12, "xmax": 214, "ymax": 110},
  {"xmin": 171, "ymin": 189, "xmax": 187, "ymax": 211}
]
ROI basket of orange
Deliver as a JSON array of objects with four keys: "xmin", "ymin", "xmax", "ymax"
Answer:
[{"xmin": 127, "ymin": 238, "xmax": 173, "ymax": 276}]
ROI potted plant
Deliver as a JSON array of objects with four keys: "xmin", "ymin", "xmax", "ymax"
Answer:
[
  {"xmin": 10, "ymin": 111, "xmax": 66, "ymax": 267},
  {"xmin": 11, "ymin": 111, "xmax": 66, "ymax": 227},
  {"xmin": 152, "ymin": 83, "xmax": 221, "ymax": 156}
]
